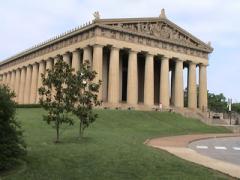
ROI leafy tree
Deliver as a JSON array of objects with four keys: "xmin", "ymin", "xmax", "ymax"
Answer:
[
  {"xmin": 39, "ymin": 58, "xmax": 74, "ymax": 143},
  {"xmin": 232, "ymin": 103, "xmax": 240, "ymax": 113},
  {"xmin": 71, "ymin": 61, "xmax": 101, "ymax": 138},
  {"xmin": 0, "ymin": 85, "xmax": 26, "ymax": 171},
  {"xmin": 208, "ymin": 93, "xmax": 227, "ymax": 112}
]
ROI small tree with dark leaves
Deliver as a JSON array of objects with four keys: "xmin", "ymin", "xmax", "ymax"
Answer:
[
  {"xmin": 71, "ymin": 61, "xmax": 101, "ymax": 138},
  {"xmin": 0, "ymin": 85, "xmax": 26, "ymax": 171},
  {"xmin": 38, "ymin": 57, "xmax": 74, "ymax": 143}
]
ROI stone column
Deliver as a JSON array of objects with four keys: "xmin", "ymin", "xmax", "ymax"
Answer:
[
  {"xmin": 171, "ymin": 69, "xmax": 175, "ymax": 105},
  {"xmin": 0, "ymin": 74, "xmax": 2, "ymax": 85},
  {"xmin": 102, "ymin": 52, "xmax": 108, "ymax": 102},
  {"xmin": 18, "ymin": 67, "xmax": 26, "ymax": 104},
  {"xmin": 30, "ymin": 63, "xmax": 39, "ymax": 104},
  {"xmin": 108, "ymin": 47, "xmax": 120, "ymax": 104},
  {"xmin": 46, "ymin": 58, "xmax": 53, "ymax": 72},
  {"xmin": 160, "ymin": 56, "xmax": 169, "ymax": 108},
  {"xmin": 52, "ymin": 56, "xmax": 60, "ymax": 98},
  {"xmin": 6, "ymin": 72, "xmax": 11, "ymax": 87},
  {"xmin": 199, "ymin": 64, "xmax": 208, "ymax": 111},
  {"xmin": 36, "ymin": 61, "xmax": 45, "ymax": 103},
  {"xmin": 54, "ymin": 55, "xmax": 61, "ymax": 65},
  {"xmin": 83, "ymin": 46, "xmax": 92, "ymax": 66},
  {"xmin": 144, "ymin": 54, "xmax": 154, "ymax": 106},
  {"xmin": 127, "ymin": 50, "xmax": 138, "ymax": 105},
  {"xmin": 63, "ymin": 53, "xmax": 71, "ymax": 66},
  {"xmin": 72, "ymin": 50, "xmax": 81, "ymax": 72},
  {"xmin": 2, "ymin": 73, "xmax": 7, "ymax": 85},
  {"xmin": 188, "ymin": 62, "xmax": 197, "ymax": 109},
  {"xmin": 174, "ymin": 59, "xmax": 184, "ymax": 108},
  {"xmin": 14, "ymin": 68, "xmax": 21, "ymax": 102},
  {"xmin": 10, "ymin": 70, "xmax": 16, "ymax": 91},
  {"xmin": 92, "ymin": 44, "xmax": 103, "ymax": 100},
  {"xmin": 24, "ymin": 65, "xmax": 32, "ymax": 104},
  {"xmin": 119, "ymin": 54, "xmax": 123, "ymax": 101},
  {"xmin": 5, "ymin": 72, "xmax": 9, "ymax": 86}
]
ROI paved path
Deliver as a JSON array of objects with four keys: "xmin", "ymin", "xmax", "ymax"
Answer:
[
  {"xmin": 189, "ymin": 137, "xmax": 240, "ymax": 166},
  {"xmin": 146, "ymin": 133, "xmax": 240, "ymax": 178}
]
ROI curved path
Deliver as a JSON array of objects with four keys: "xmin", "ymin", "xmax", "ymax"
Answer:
[
  {"xmin": 189, "ymin": 137, "xmax": 240, "ymax": 166},
  {"xmin": 146, "ymin": 133, "xmax": 240, "ymax": 178}
]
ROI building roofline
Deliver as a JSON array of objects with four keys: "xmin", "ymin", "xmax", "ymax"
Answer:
[{"xmin": 0, "ymin": 16, "xmax": 213, "ymax": 67}]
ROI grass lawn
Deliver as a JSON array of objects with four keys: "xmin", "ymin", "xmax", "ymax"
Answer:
[{"xmin": 2, "ymin": 108, "xmax": 232, "ymax": 180}]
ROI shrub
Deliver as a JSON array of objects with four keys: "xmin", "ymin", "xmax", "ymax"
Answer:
[{"xmin": 0, "ymin": 85, "xmax": 26, "ymax": 172}]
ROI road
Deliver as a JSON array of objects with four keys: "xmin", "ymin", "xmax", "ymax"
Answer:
[{"xmin": 189, "ymin": 137, "xmax": 240, "ymax": 166}]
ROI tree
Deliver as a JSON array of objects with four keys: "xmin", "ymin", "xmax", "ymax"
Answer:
[
  {"xmin": 232, "ymin": 103, "xmax": 240, "ymax": 113},
  {"xmin": 208, "ymin": 93, "xmax": 227, "ymax": 112},
  {"xmin": 39, "ymin": 58, "xmax": 74, "ymax": 143},
  {"xmin": 0, "ymin": 85, "xmax": 26, "ymax": 171},
  {"xmin": 71, "ymin": 61, "xmax": 101, "ymax": 138}
]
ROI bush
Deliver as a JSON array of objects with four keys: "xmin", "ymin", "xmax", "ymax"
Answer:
[{"xmin": 0, "ymin": 85, "xmax": 26, "ymax": 172}]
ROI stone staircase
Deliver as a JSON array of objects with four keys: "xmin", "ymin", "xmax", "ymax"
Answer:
[{"xmin": 171, "ymin": 107, "xmax": 211, "ymax": 124}]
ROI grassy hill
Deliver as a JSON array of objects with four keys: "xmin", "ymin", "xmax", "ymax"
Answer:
[{"xmin": 2, "ymin": 108, "xmax": 231, "ymax": 180}]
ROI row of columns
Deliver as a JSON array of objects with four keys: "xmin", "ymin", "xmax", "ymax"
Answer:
[
  {"xmin": 0, "ymin": 44, "xmax": 208, "ymax": 111},
  {"xmin": 0, "ymin": 46, "xmax": 93, "ymax": 104},
  {"xmin": 106, "ymin": 46, "xmax": 207, "ymax": 110}
]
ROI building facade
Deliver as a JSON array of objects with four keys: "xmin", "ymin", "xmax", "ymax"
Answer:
[{"xmin": 0, "ymin": 10, "xmax": 213, "ymax": 111}]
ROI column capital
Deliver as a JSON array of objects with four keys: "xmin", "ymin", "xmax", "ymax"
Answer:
[
  {"xmin": 83, "ymin": 45, "xmax": 92, "ymax": 50},
  {"xmin": 129, "ymin": 49, "xmax": 138, "ymax": 54},
  {"xmin": 188, "ymin": 61, "xmax": 197, "ymax": 65},
  {"xmin": 54, "ymin": 54, "xmax": 61, "ymax": 59},
  {"xmin": 63, "ymin": 52, "xmax": 70, "ymax": 56},
  {"xmin": 72, "ymin": 49, "xmax": 80, "ymax": 53},
  {"xmin": 198, "ymin": 63, "xmax": 208, "ymax": 67},
  {"xmin": 46, "ymin": 57, "xmax": 53, "ymax": 62},
  {"xmin": 20, "ymin": 66, "xmax": 27, "ymax": 70},
  {"xmin": 161, "ymin": 55, "xmax": 170, "ymax": 60},
  {"xmin": 93, "ymin": 44, "xmax": 104, "ymax": 48},
  {"xmin": 38, "ymin": 60, "xmax": 44, "ymax": 64},
  {"xmin": 146, "ymin": 52, "xmax": 154, "ymax": 58},
  {"xmin": 111, "ymin": 46, "xmax": 120, "ymax": 51},
  {"xmin": 173, "ymin": 58, "xmax": 185, "ymax": 64},
  {"xmin": 32, "ymin": 62, "xmax": 39, "ymax": 66}
]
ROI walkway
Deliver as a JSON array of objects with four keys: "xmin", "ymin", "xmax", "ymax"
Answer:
[{"xmin": 146, "ymin": 133, "xmax": 240, "ymax": 178}]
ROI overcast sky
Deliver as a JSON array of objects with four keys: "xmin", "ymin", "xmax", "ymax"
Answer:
[{"xmin": 0, "ymin": 0, "xmax": 239, "ymax": 101}]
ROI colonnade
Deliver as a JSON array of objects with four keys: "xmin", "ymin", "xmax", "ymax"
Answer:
[{"xmin": 0, "ymin": 44, "xmax": 208, "ymax": 111}]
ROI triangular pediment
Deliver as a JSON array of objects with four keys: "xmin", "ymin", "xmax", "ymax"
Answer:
[{"xmin": 96, "ymin": 17, "xmax": 212, "ymax": 52}]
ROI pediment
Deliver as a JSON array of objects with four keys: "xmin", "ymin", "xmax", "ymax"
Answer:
[{"xmin": 96, "ymin": 18, "xmax": 213, "ymax": 52}]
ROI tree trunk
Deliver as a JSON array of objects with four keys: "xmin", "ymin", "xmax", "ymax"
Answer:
[
  {"xmin": 79, "ymin": 121, "xmax": 82, "ymax": 138},
  {"xmin": 56, "ymin": 121, "xmax": 60, "ymax": 143},
  {"xmin": 79, "ymin": 119, "xmax": 84, "ymax": 138}
]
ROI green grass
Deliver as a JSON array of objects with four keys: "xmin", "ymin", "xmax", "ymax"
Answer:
[{"xmin": 2, "ymin": 108, "xmax": 232, "ymax": 180}]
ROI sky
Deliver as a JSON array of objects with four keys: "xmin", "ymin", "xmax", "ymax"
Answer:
[{"xmin": 0, "ymin": 0, "xmax": 239, "ymax": 101}]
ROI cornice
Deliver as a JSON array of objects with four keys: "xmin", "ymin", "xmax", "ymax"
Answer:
[{"xmin": 0, "ymin": 16, "xmax": 212, "ymax": 68}]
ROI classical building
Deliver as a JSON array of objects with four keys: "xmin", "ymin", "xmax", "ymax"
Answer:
[{"xmin": 0, "ymin": 10, "xmax": 213, "ymax": 111}]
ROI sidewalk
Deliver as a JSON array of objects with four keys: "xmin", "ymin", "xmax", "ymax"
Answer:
[{"xmin": 145, "ymin": 133, "xmax": 240, "ymax": 178}]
